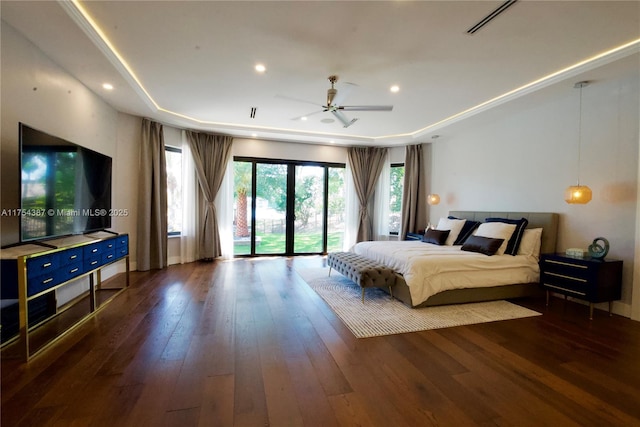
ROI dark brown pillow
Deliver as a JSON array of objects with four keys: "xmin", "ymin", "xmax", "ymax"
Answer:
[
  {"xmin": 422, "ymin": 229, "xmax": 450, "ymax": 245},
  {"xmin": 461, "ymin": 235, "xmax": 505, "ymax": 256}
]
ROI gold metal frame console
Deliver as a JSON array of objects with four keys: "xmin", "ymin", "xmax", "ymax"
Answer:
[{"xmin": 1, "ymin": 231, "xmax": 130, "ymax": 361}]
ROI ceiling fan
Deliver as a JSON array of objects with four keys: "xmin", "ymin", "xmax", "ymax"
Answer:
[{"xmin": 278, "ymin": 75, "xmax": 393, "ymax": 128}]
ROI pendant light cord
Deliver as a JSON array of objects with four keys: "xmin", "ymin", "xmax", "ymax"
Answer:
[{"xmin": 577, "ymin": 84, "xmax": 583, "ymax": 186}]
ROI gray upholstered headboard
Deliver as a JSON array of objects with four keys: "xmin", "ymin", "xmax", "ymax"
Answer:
[{"xmin": 448, "ymin": 211, "xmax": 559, "ymax": 254}]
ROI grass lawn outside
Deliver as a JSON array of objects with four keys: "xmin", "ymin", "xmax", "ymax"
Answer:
[{"xmin": 234, "ymin": 231, "xmax": 344, "ymax": 256}]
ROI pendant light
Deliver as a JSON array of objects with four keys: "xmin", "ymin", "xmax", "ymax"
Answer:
[{"xmin": 564, "ymin": 81, "xmax": 592, "ymax": 204}]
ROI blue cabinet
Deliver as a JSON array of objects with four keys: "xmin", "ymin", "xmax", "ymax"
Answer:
[{"xmin": 0, "ymin": 232, "xmax": 130, "ymax": 360}]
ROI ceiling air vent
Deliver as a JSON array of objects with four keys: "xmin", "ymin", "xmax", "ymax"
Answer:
[{"xmin": 467, "ymin": 0, "xmax": 518, "ymax": 35}]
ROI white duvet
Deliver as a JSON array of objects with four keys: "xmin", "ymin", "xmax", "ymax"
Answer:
[{"xmin": 352, "ymin": 241, "xmax": 540, "ymax": 306}]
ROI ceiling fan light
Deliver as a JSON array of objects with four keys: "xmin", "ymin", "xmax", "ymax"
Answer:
[{"xmin": 564, "ymin": 185, "xmax": 592, "ymax": 204}]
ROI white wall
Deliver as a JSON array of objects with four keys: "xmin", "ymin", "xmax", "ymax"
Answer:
[
  {"xmin": 1, "ymin": 23, "xmax": 139, "ymax": 300},
  {"xmin": 1, "ymin": 22, "xmax": 120, "ymax": 245},
  {"xmin": 232, "ymin": 138, "xmax": 348, "ymax": 162},
  {"xmin": 107, "ymin": 112, "xmax": 141, "ymax": 272},
  {"xmin": 428, "ymin": 57, "xmax": 639, "ymax": 317}
]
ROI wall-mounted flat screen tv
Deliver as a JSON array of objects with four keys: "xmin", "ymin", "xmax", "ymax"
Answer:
[{"xmin": 19, "ymin": 123, "xmax": 112, "ymax": 242}]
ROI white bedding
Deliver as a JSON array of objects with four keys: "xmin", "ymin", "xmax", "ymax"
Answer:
[{"xmin": 352, "ymin": 241, "xmax": 540, "ymax": 306}]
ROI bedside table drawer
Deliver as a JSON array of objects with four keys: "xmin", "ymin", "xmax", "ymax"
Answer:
[
  {"xmin": 541, "ymin": 258, "xmax": 592, "ymax": 279},
  {"xmin": 540, "ymin": 271, "xmax": 589, "ymax": 296}
]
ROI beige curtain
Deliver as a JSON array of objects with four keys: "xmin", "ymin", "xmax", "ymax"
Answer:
[
  {"xmin": 347, "ymin": 146, "xmax": 388, "ymax": 242},
  {"xmin": 400, "ymin": 144, "xmax": 428, "ymax": 239},
  {"xmin": 136, "ymin": 119, "xmax": 168, "ymax": 271},
  {"xmin": 186, "ymin": 131, "xmax": 233, "ymax": 260}
]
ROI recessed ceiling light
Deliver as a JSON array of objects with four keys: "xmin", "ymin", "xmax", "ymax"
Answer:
[
  {"xmin": 321, "ymin": 118, "xmax": 335, "ymax": 124},
  {"xmin": 329, "ymin": 140, "xmax": 335, "ymax": 144},
  {"xmin": 301, "ymin": 116, "xmax": 308, "ymax": 121},
  {"xmin": 255, "ymin": 63, "xmax": 266, "ymax": 73},
  {"xmin": 102, "ymin": 83, "xmax": 114, "ymax": 90},
  {"xmin": 251, "ymin": 133, "xmax": 258, "ymax": 138},
  {"xmin": 390, "ymin": 85, "xmax": 400, "ymax": 93}
]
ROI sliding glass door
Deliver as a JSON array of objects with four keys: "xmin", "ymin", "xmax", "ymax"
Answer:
[
  {"xmin": 326, "ymin": 166, "xmax": 345, "ymax": 253},
  {"xmin": 255, "ymin": 163, "xmax": 287, "ymax": 255},
  {"xmin": 293, "ymin": 165, "xmax": 324, "ymax": 254},
  {"xmin": 233, "ymin": 158, "xmax": 345, "ymax": 256}
]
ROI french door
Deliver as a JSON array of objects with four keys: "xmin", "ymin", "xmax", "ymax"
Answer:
[{"xmin": 233, "ymin": 158, "xmax": 345, "ymax": 257}]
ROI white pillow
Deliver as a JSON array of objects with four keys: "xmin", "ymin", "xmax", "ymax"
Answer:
[
  {"xmin": 436, "ymin": 217, "xmax": 466, "ymax": 246},
  {"xmin": 474, "ymin": 222, "xmax": 517, "ymax": 255},
  {"xmin": 517, "ymin": 228, "xmax": 543, "ymax": 258}
]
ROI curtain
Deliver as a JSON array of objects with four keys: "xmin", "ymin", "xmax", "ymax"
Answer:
[
  {"xmin": 343, "ymin": 161, "xmax": 359, "ymax": 250},
  {"xmin": 373, "ymin": 153, "xmax": 390, "ymax": 240},
  {"xmin": 179, "ymin": 131, "xmax": 197, "ymax": 263},
  {"xmin": 400, "ymin": 144, "xmax": 428, "ymax": 239},
  {"xmin": 137, "ymin": 119, "xmax": 168, "ymax": 271},
  {"xmin": 347, "ymin": 146, "xmax": 388, "ymax": 242},
  {"xmin": 186, "ymin": 131, "xmax": 233, "ymax": 260},
  {"xmin": 215, "ymin": 159, "xmax": 234, "ymax": 259}
]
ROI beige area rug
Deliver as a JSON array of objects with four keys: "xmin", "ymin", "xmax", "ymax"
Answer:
[{"xmin": 297, "ymin": 268, "xmax": 541, "ymax": 338}]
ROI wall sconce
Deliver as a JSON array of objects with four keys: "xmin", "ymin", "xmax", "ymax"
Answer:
[
  {"xmin": 565, "ymin": 81, "xmax": 592, "ymax": 204},
  {"xmin": 427, "ymin": 194, "xmax": 440, "ymax": 205}
]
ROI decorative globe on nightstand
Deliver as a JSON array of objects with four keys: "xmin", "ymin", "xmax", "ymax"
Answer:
[{"xmin": 588, "ymin": 237, "xmax": 609, "ymax": 259}]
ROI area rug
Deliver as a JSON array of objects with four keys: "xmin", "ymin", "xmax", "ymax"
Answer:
[{"xmin": 298, "ymin": 268, "xmax": 541, "ymax": 338}]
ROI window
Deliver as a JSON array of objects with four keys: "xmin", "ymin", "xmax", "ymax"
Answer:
[
  {"xmin": 389, "ymin": 163, "xmax": 404, "ymax": 234},
  {"xmin": 233, "ymin": 158, "xmax": 345, "ymax": 256},
  {"xmin": 165, "ymin": 146, "xmax": 182, "ymax": 236}
]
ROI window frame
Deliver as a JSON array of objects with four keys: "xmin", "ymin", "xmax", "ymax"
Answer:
[
  {"xmin": 388, "ymin": 162, "xmax": 405, "ymax": 236},
  {"xmin": 165, "ymin": 145, "xmax": 182, "ymax": 237}
]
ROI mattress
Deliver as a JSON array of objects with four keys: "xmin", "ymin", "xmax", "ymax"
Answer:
[{"xmin": 352, "ymin": 240, "xmax": 540, "ymax": 307}]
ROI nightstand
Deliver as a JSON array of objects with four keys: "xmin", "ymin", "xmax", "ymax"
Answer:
[{"xmin": 539, "ymin": 253, "xmax": 622, "ymax": 320}]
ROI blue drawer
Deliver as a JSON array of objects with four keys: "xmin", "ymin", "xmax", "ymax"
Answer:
[
  {"xmin": 103, "ymin": 239, "xmax": 116, "ymax": 252},
  {"xmin": 115, "ymin": 235, "xmax": 128, "ymax": 248},
  {"xmin": 84, "ymin": 255, "xmax": 102, "ymax": 271},
  {"xmin": 61, "ymin": 261, "xmax": 84, "ymax": 281},
  {"xmin": 116, "ymin": 246, "xmax": 129, "ymax": 259},
  {"xmin": 83, "ymin": 242, "xmax": 102, "ymax": 258},
  {"xmin": 28, "ymin": 270, "xmax": 64, "ymax": 296},
  {"xmin": 59, "ymin": 247, "xmax": 83, "ymax": 266},
  {"xmin": 101, "ymin": 249, "xmax": 116, "ymax": 264},
  {"xmin": 26, "ymin": 254, "xmax": 60, "ymax": 279}
]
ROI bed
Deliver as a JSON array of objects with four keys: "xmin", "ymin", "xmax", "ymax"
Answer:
[{"xmin": 352, "ymin": 211, "xmax": 559, "ymax": 308}]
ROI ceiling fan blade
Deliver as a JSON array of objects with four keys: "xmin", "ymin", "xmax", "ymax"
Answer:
[
  {"xmin": 331, "ymin": 110, "xmax": 358, "ymax": 128},
  {"xmin": 291, "ymin": 110, "xmax": 325, "ymax": 121},
  {"xmin": 338, "ymin": 105, "xmax": 394, "ymax": 111},
  {"xmin": 275, "ymin": 94, "xmax": 323, "ymax": 108},
  {"xmin": 331, "ymin": 82, "xmax": 357, "ymax": 107}
]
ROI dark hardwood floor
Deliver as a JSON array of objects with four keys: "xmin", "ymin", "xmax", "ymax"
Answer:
[{"xmin": 2, "ymin": 256, "xmax": 640, "ymax": 426}]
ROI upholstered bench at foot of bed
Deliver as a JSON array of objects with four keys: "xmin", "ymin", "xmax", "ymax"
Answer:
[{"xmin": 326, "ymin": 252, "xmax": 396, "ymax": 303}]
